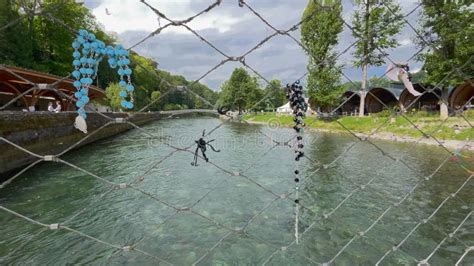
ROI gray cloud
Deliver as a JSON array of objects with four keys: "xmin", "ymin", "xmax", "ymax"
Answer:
[{"xmin": 88, "ymin": 0, "xmax": 424, "ymax": 91}]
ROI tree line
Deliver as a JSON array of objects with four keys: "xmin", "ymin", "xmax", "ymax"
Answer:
[
  {"xmin": 300, "ymin": 0, "xmax": 473, "ymax": 117},
  {"xmin": 217, "ymin": 68, "xmax": 286, "ymax": 114},
  {"xmin": 218, "ymin": 0, "xmax": 472, "ymax": 117},
  {"xmin": 0, "ymin": 0, "xmax": 218, "ymax": 111},
  {"xmin": 1, "ymin": 0, "xmax": 471, "ymax": 115}
]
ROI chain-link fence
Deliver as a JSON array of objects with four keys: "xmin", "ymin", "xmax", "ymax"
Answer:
[{"xmin": 0, "ymin": 0, "xmax": 473, "ymax": 265}]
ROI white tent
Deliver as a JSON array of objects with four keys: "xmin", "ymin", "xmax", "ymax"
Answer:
[
  {"xmin": 276, "ymin": 102, "xmax": 292, "ymax": 113},
  {"xmin": 276, "ymin": 98, "xmax": 313, "ymax": 114}
]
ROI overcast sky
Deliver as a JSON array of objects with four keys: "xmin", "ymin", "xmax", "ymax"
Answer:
[{"xmin": 83, "ymin": 0, "xmax": 423, "ymax": 91}]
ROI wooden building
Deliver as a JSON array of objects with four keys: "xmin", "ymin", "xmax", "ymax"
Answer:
[{"xmin": 0, "ymin": 65, "xmax": 105, "ymax": 111}]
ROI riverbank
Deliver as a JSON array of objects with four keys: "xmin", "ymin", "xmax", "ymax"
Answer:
[
  {"xmin": 243, "ymin": 113, "xmax": 474, "ymax": 151},
  {"xmin": 0, "ymin": 111, "xmax": 156, "ymax": 180},
  {"xmin": 0, "ymin": 110, "xmax": 218, "ymax": 181}
]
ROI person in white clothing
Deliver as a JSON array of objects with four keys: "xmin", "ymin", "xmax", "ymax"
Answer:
[
  {"xmin": 47, "ymin": 102, "xmax": 54, "ymax": 112},
  {"xmin": 54, "ymin": 101, "xmax": 62, "ymax": 113}
]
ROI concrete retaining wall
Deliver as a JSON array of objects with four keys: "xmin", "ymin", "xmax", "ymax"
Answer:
[
  {"xmin": 0, "ymin": 110, "xmax": 217, "ymax": 181},
  {"xmin": 0, "ymin": 111, "xmax": 160, "ymax": 180}
]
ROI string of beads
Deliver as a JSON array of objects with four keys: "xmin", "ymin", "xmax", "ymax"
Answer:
[
  {"xmin": 286, "ymin": 80, "xmax": 308, "ymax": 243},
  {"xmin": 72, "ymin": 29, "xmax": 134, "ymax": 120}
]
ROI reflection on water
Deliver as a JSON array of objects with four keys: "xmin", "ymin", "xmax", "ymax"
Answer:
[{"xmin": 0, "ymin": 117, "xmax": 472, "ymax": 265}]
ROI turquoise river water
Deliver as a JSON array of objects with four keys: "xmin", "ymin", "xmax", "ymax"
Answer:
[{"xmin": 0, "ymin": 117, "xmax": 472, "ymax": 265}]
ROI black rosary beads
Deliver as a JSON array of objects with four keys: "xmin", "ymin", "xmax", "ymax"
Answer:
[
  {"xmin": 287, "ymin": 81, "xmax": 307, "ymax": 165},
  {"xmin": 286, "ymin": 80, "xmax": 307, "ymax": 244},
  {"xmin": 191, "ymin": 130, "xmax": 220, "ymax": 166}
]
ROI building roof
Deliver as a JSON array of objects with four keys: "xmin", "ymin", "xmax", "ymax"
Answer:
[{"xmin": 0, "ymin": 64, "xmax": 105, "ymax": 103}]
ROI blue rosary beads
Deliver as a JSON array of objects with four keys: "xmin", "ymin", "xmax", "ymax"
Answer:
[{"xmin": 71, "ymin": 29, "xmax": 134, "ymax": 133}]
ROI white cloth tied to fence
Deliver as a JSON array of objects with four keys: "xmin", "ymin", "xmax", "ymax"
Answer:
[
  {"xmin": 74, "ymin": 115, "xmax": 88, "ymax": 134},
  {"xmin": 386, "ymin": 63, "xmax": 422, "ymax": 97}
]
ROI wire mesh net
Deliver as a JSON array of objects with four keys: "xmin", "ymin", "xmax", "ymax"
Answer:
[{"xmin": 0, "ymin": 0, "xmax": 473, "ymax": 265}]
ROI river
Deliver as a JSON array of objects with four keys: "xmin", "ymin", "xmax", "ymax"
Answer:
[{"xmin": 0, "ymin": 117, "xmax": 472, "ymax": 265}]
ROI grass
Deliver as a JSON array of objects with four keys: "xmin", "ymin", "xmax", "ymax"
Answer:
[{"xmin": 243, "ymin": 111, "xmax": 474, "ymax": 141}]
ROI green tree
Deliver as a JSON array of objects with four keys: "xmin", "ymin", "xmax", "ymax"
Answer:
[
  {"xmin": 0, "ymin": 0, "xmax": 34, "ymax": 67},
  {"xmin": 301, "ymin": 0, "xmax": 344, "ymax": 112},
  {"xmin": 218, "ymin": 68, "xmax": 260, "ymax": 114},
  {"xmin": 105, "ymin": 83, "xmax": 122, "ymax": 111},
  {"xmin": 368, "ymin": 77, "xmax": 391, "ymax": 88},
  {"xmin": 0, "ymin": 1, "xmax": 218, "ymax": 112},
  {"xmin": 0, "ymin": 0, "xmax": 112, "ymax": 76},
  {"xmin": 351, "ymin": 0, "xmax": 403, "ymax": 116},
  {"xmin": 410, "ymin": 70, "xmax": 427, "ymax": 84},
  {"xmin": 126, "ymin": 54, "xmax": 217, "ymax": 111},
  {"xmin": 245, "ymin": 77, "xmax": 265, "ymax": 112},
  {"xmin": 188, "ymin": 82, "xmax": 218, "ymax": 109},
  {"xmin": 129, "ymin": 53, "xmax": 161, "ymax": 111},
  {"xmin": 149, "ymin": 90, "xmax": 161, "ymax": 110},
  {"xmin": 342, "ymin": 80, "xmax": 362, "ymax": 92},
  {"xmin": 263, "ymin": 79, "xmax": 286, "ymax": 110},
  {"xmin": 32, "ymin": 0, "xmax": 94, "ymax": 74},
  {"xmin": 417, "ymin": 0, "xmax": 474, "ymax": 117}
]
